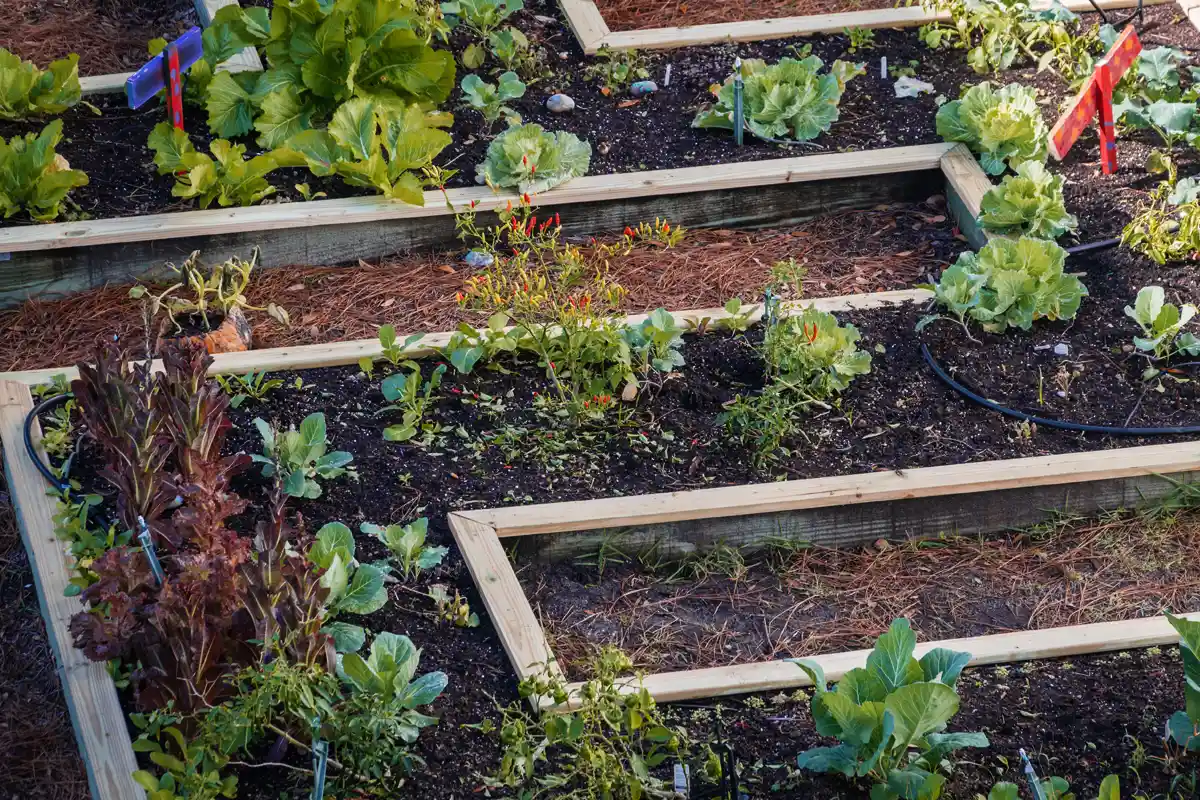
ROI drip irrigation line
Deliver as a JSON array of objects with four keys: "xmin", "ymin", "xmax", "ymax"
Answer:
[
  {"xmin": 921, "ymin": 343, "xmax": 1200, "ymax": 435},
  {"xmin": 1065, "ymin": 236, "xmax": 1122, "ymax": 255},
  {"xmin": 23, "ymin": 393, "xmax": 77, "ymax": 492},
  {"xmin": 1086, "ymin": 0, "xmax": 1144, "ymax": 28}
]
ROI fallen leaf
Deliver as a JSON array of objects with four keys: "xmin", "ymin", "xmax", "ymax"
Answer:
[
  {"xmin": 617, "ymin": 99, "xmax": 641, "ymax": 108},
  {"xmin": 286, "ymin": 283, "xmax": 304, "ymax": 292},
  {"xmin": 894, "ymin": 250, "xmax": 913, "ymax": 258},
  {"xmin": 437, "ymin": 264, "xmax": 457, "ymax": 274},
  {"xmin": 381, "ymin": 298, "xmax": 395, "ymax": 308},
  {"xmin": 600, "ymin": 86, "xmax": 611, "ymax": 96}
]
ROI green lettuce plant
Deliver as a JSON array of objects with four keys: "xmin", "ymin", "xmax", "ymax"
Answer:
[
  {"xmin": 276, "ymin": 96, "xmax": 452, "ymax": 204},
  {"xmin": 461, "ymin": 70, "xmax": 525, "ymax": 124},
  {"xmin": 692, "ymin": 55, "xmax": 865, "ymax": 142},
  {"xmin": 0, "ymin": 48, "xmax": 86, "ymax": 120},
  {"xmin": 978, "ymin": 160, "xmax": 1077, "ymax": 239},
  {"xmin": 147, "ymin": 121, "xmax": 282, "ymax": 208},
  {"xmin": 919, "ymin": 236, "xmax": 1086, "ymax": 336},
  {"xmin": 476, "ymin": 122, "xmax": 591, "ymax": 192},
  {"xmin": 1124, "ymin": 286, "xmax": 1200, "ymax": 364},
  {"xmin": 0, "ymin": 119, "xmax": 88, "ymax": 221},
  {"xmin": 936, "ymin": 82, "xmax": 1049, "ymax": 175},
  {"xmin": 200, "ymin": 1, "xmax": 456, "ymax": 148},
  {"xmin": 793, "ymin": 618, "xmax": 988, "ymax": 799},
  {"xmin": 251, "ymin": 412, "xmax": 356, "ymax": 498}
]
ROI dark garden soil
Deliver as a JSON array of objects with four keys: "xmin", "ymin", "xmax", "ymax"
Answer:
[
  {"xmin": 671, "ymin": 647, "xmax": 1191, "ymax": 799},
  {"xmin": 520, "ymin": 510, "xmax": 1200, "ymax": 680},
  {"xmin": 0, "ymin": 0, "xmax": 198, "ymax": 76},
  {"xmin": 4, "ymin": 2, "xmax": 1193, "ymax": 226},
  {"xmin": 595, "ymin": 0, "xmax": 898, "ymax": 32},
  {"xmin": 0, "ymin": 200, "xmax": 959, "ymax": 372}
]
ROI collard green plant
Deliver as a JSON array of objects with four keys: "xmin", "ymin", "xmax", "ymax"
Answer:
[
  {"xmin": 1125, "ymin": 286, "xmax": 1200, "ymax": 363},
  {"xmin": 461, "ymin": 70, "xmax": 524, "ymax": 124},
  {"xmin": 200, "ymin": 1, "xmax": 456, "ymax": 148},
  {"xmin": 692, "ymin": 56, "xmax": 864, "ymax": 143},
  {"xmin": 488, "ymin": 26, "xmax": 548, "ymax": 83},
  {"xmin": 793, "ymin": 618, "xmax": 988, "ymax": 798},
  {"xmin": 476, "ymin": 122, "xmax": 591, "ymax": 193},
  {"xmin": 484, "ymin": 646, "xmax": 684, "ymax": 799},
  {"xmin": 0, "ymin": 120, "xmax": 88, "ymax": 222},
  {"xmin": 148, "ymin": 121, "xmax": 282, "ymax": 209},
  {"xmin": 623, "ymin": 308, "xmax": 686, "ymax": 374},
  {"xmin": 307, "ymin": 522, "xmax": 389, "ymax": 649},
  {"xmin": 978, "ymin": 160, "xmax": 1077, "ymax": 240},
  {"xmin": 936, "ymin": 82, "xmax": 1048, "ymax": 175},
  {"xmin": 0, "ymin": 48, "xmax": 86, "ymax": 120},
  {"xmin": 379, "ymin": 361, "xmax": 447, "ymax": 441},
  {"xmin": 919, "ymin": 236, "xmax": 1085, "ymax": 336},
  {"xmin": 276, "ymin": 96, "xmax": 452, "ymax": 204},
  {"xmin": 362, "ymin": 517, "xmax": 446, "ymax": 580},
  {"xmin": 1165, "ymin": 613, "xmax": 1200, "ymax": 752},
  {"xmin": 215, "ymin": 371, "xmax": 284, "ymax": 408},
  {"xmin": 251, "ymin": 412, "xmax": 356, "ymax": 499}
]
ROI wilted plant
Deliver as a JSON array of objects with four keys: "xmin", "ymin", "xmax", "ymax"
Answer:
[{"xmin": 429, "ymin": 584, "xmax": 479, "ymax": 627}]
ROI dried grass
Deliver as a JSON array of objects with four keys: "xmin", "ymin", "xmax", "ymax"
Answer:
[{"xmin": 595, "ymin": 0, "xmax": 899, "ymax": 32}]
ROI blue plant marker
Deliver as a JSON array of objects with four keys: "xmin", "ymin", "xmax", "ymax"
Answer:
[
  {"xmin": 1020, "ymin": 748, "xmax": 1047, "ymax": 800},
  {"xmin": 125, "ymin": 27, "xmax": 203, "ymax": 110},
  {"xmin": 732, "ymin": 57, "xmax": 744, "ymax": 147},
  {"xmin": 311, "ymin": 718, "xmax": 329, "ymax": 800},
  {"xmin": 136, "ymin": 517, "xmax": 165, "ymax": 586}
]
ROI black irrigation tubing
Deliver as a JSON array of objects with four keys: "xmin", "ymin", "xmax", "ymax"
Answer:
[
  {"xmin": 1065, "ymin": 236, "xmax": 1122, "ymax": 255},
  {"xmin": 920, "ymin": 343, "xmax": 1200, "ymax": 435},
  {"xmin": 23, "ymin": 393, "xmax": 76, "ymax": 492}
]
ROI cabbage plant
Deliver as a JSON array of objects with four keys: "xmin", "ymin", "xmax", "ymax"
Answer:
[
  {"xmin": 693, "ymin": 55, "xmax": 865, "ymax": 143},
  {"xmin": 936, "ymin": 82, "xmax": 1048, "ymax": 175},
  {"xmin": 978, "ymin": 160, "xmax": 1077, "ymax": 239},
  {"xmin": 476, "ymin": 122, "xmax": 591, "ymax": 193}
]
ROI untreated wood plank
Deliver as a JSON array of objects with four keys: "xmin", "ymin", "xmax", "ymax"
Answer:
[
  {"xmin": 592, "ymin": 0, "xmax": 1165, "ymax": 50},
  {"xmin": 464, "ymin": 440, "xmax": 1200, "ymax": 537},
  {"xmin": 0, "ymin": 147, "xmax": 948, "ymax": 306},
  {"xmin": 548, "ymin": 611, "xmax": 1200, "ymax": 707},
  {"xmin": 558, "ymin": 0, "xmax": 611, "ymax": 53},
  {"xmin": 448, "ymin": 513, "xmax": 560, "ymax": 682},
  {"xmin": 940, "ymin": 142, "xmax": 993, "ymax": 248},
  {"xmin": 0, "ymin": 381, "xmax": 145, "ymax": 800},
  {"xmin": 0, "ymin": 288, "xmax": 932, "ymax": 386}
]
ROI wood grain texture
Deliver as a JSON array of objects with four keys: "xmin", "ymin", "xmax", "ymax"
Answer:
[
  {"xmin": 547, "ymin": 611, "xmax": 1200, "ymax": 707},
  {"xmin": 558, "ymin": 0, "xmax": 610, "ymax": 52},
  {"xmin": 78, "ymin": 0, "xmax": 261, "ymax": 95},
  {"xmin": 448, "ymin": 513, "xmax": 560, "ymax": 682},
  {"xmin": 940, "ymin": 143, "xmax": 993, "ymax": 248},
  {"xmin": 0, "ymin": 152, "xmax": 945, "ymax": 307},
  {"xmin": 0, "ymin": 382, "xmax": 145, "ymax": 800},
  {"xmin": 589, "ymin": 0, "xmax": 1165, "ymax": 50},
  {"xmin": 0, "ymin": 288, "xmax": 932, "ymax": 386},
  {"xmin": 513, "ymin": 469, "xmax": 1197, "ymax": 562},
  {"xmin": 464, "ymin": 440, "xmax": 1200, "ymax": 537}
]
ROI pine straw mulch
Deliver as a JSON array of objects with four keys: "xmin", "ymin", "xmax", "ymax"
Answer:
[
  {"xmin": 593, "ymin": 0, "xmax": 899, "ymax": 33},
  {"xmin": 0, "ymin": 0, "xmax": 196, "ymax": 76},
  {"xmin": 0, "ymin": 202, "xmax": 956, "ymax": 374},
  {"xmin": 523, "ymin": 504, "xmax": 1200, "ymax": 681},
  {"xmin": 0, "ymin": 460, "xmax": 90, "ymax": 800}
]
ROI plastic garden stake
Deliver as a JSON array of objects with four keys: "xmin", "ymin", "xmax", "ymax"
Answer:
[
  {"xmin": 732, "ymin": 57, "xmax": 744, "ymax": 147},
  {"xmin": 136, "ymin": 517, "xmax": 165, "ymax": 586},
  {"xmin": 1020, "ymin": 748, "xmax": 1047, "ymax": 800},
  {"xmin": 125, "ymin": 26, "xmax": 204, "ymax": 130},
  {"xmin": 1048, "ymin": 24, "xmax": 1141, "ymax": 174},
  {"xmin": 311, "ymin": 719, "xmax": 329, "ymax": 800}
]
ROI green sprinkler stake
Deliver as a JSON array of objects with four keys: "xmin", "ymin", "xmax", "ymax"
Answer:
[{"xmin": 732, "ymin": 57, "xmax": 744, "ymax": 147}]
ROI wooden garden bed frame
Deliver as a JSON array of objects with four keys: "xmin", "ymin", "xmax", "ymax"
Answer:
[
  {"xmin": 558, "ymin": 0, "xmax": 1167, "ymax": 53},
  {"xmin": 5, "ymin": 280, "xmax": 1200, "ymax": 793},
  {"xmin": 77, "ymin": 0, "xmax": 260, "ymax": 95},
  {"xmin": 0, "ymin": 141, "xmax": 985, "ymax": 308}
]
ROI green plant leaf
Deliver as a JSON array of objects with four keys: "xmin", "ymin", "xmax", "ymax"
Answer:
[
  {"xmin": 340, "ymin": 563, "xmax": 389, "ymax": 614},
  {"xmin": 323, "ymin": 621, "xmax": 367, "ymax": 653},
  {"xmin": 866, "ymin": 618, "xmax": 921, "ymax": 694},
  {"xmin": 884, "ymin": 682, "xmax": 960, "ymax": 750}
]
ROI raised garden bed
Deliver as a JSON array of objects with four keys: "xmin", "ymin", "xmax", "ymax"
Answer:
[
  {"xmin": 560, "ymin": 0, "xmax": 1162, "ymax": 52},
  {"xmin": 0, "ymin": 142, "xmax": 976, "ymax": 307}
]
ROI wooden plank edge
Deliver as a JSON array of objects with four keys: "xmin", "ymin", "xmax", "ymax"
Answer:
[
  {"xmin": 447, "ymin": 513, "xmax": 562, "ymax": 688},
  {"xmin": 78, "ymin": 0, "xmax": 259, "ymax": 96},
  {"xmin": 0, "ymin": 288, "xmax": 932, "ymax": 386},
  {"xmin": 542, "ymin": 610, "xmax": 1200, "ymax": 709},
  {"xmin": 940, "ymin": 142, "xmax": 993, "ymax": 249},
  {"xmin": 0, "ymin": 381, "xmax": 145, "ymax": 800},
  {"xmin": 557, "ymin": 0, "xmax": 611, "ymax": 54},
  {"xmin": 0, "ymin": 143, "xmax": 954, "ymax": 253},
  {"xmin": 462, "ymin": 442, "xmax": 1200, "ymax": 537},
  {"xmin": 593, "ymin": 0, "xmax": 1165, "ymax": 50}
]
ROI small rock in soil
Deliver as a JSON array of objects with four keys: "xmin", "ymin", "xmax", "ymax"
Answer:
[
  {"xmin": 545, "ymin": 93, "xmax": 576, "ymax": 112},
  {"xmin": 631, "ymin": 80, "xmax": 658, "ymax": 97}
]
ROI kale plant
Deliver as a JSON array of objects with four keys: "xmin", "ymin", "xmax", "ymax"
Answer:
[
  {"xmin": 793, "ymin": 618, "xmax": 988, "ymax": 799},
  {"xmin": 693, "ymin": 56, "xmax": 865, "ymax": 143}
]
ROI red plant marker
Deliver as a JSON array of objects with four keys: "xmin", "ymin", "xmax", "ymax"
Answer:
[{"xmin": 1048, "ymin": 25, "xmax": 1141, "ymax": 174}]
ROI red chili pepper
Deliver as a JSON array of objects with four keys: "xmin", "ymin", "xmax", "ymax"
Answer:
[
  {"xmin": 522, "ymin": 193, "xmax": 531, "ymax": 204},
  {"xmin": 624, "ymin": 226, "xmax": 634, "ymax": 237},
  {"xmin": 554, "ymin": 213, "xmax": 560, "ymax": 227},
  {"xmin": 522, "ymin": 154, "xmax": 528, "ymax": 166}
]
